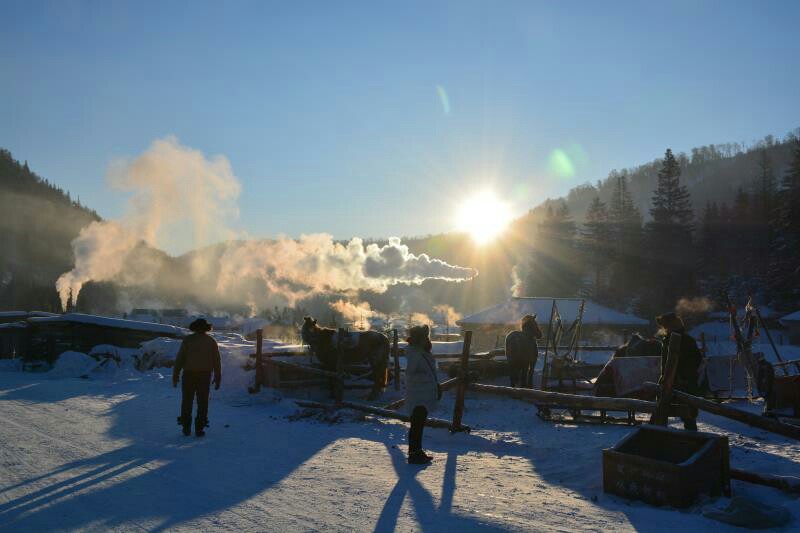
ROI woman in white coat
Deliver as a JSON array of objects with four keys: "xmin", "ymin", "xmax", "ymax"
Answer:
[{"xmin": 405, "ymin": 325, "xmax": 439, "ymax": 464}]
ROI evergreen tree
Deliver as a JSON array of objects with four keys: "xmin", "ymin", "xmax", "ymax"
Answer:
[
  {"xmin": 650, "ymin": 149, "xmax": 693, "ymax": 228},
  {"xmin": 524, "ymin": 202, "xmax": 580, "ymax": 297},
  {"xmin": 769, "ymin": 140, "xmax": 800, "ymax": 307},
  {"xmin": 580, "ymin": 197, "xmax": 610, "ymax": 300},
  {"xmin": 751, "ymin": 149, "xmax": 776, "ymax": 275},
  {"xmin": 607, "ymin": 173, "xmax": 643, "ymax": 308},
  {"xmin": 641, "ymin": 149, "xmax": 696, "ymax": 315}
]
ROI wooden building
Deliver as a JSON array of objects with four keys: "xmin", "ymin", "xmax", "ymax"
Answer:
[{"xmin": 0, "ymin": 312, "xmax": 186, "ymax": 362}]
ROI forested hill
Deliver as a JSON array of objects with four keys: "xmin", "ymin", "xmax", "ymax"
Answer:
[
  {"xmin": 528, "ymin": 132, "xmax": 799, "ymax": 225},
  {"xmin": 0, "ymin": 149, "xmax": 100, "ymax": 310}
]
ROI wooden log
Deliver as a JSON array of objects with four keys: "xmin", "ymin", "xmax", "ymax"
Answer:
[
  {"xmin": 773, "ymin": 358, "xmax": 800, "ymax": 369},
  {"xmin": 651, "ymin": 332, "xmax": 682, "ymax": 426},
  {"xmin": 468, "ymin": 382, "xmax": 689, "ymax": 415},
  {"xmin": 730, "ymin": 468, "xmax": 800, "ymax": 494},
  {"xmin": 295, "ymin": 400, "xmax": 461, "ymax": 431},
  {"xmin": 382, "ymin": 377, "xmax": 459, "ymax": 411},
  {"xmin": 451, "ymin": 330, "xmax": 472, "ymax": 432},
  {"xmin": 393, "ymin": 329, "xmax": 400, "ymax": 391},
  {"xmin": 642, "ymin": 382, "xmax": 800, "ymax": 441},
  {"xmin": 265, "ymin": 358, "xmax": 339, "ymax": 379}
]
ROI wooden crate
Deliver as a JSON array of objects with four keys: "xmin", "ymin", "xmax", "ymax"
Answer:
[{"xmin": 603, "ymin": 425, "xmax": 730, "ymax": 507}]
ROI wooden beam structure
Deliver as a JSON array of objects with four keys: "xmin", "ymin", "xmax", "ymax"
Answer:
[
  {"xmin": 295, "ymin": 399, "xmax": 463, "ymax": 431},
  {"xmin": 392, "ymin": 329, "xmax": 400, "ymax": 391},
  {"xmin": 450, "ymin": 331, "xmax": 472, "ymax": 432},
  {"xmin": 643, "ymin": 382, "xmax": 800, "ymax": 441},
  {"xmin": 651, "ymin": 332, "xmax": 682, "ymax": 425},
  {"xmin": 382, "ymin": 377, "xmax": 459, "ymax": 411},
  {"xmin": 467, "ymin": 382, "xmax": 689, "ymax": 415},
  {"xmin": 730, "ymin": 468, "xmax": 800, "ymax": 494}
]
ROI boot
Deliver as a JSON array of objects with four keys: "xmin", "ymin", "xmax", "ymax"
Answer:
[
  {"xmin": 195, "ymin": 417, "xmax": 206, "ymax": 437},
  {"xmin": 180, "ymin": 416, "xmax": 191, "ymax": 436},
  {"xmin": 408, "ymin": 450, "xmax": 433, "ymax": 465}
]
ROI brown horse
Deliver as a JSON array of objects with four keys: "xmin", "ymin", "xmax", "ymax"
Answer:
[{"xmin": 300, "ymin": 316, "xmax": 389, "ymax": 400}]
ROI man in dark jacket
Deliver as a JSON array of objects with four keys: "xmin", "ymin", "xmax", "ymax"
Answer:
[
  {"xmin": 505, "ymin": 314, "xmax": 543, "ymax": 388},
  {"xmin": 656, "ymin": 312, "xmax": 704, "ymax": 430},
  {"xmin": 173, "ymin": 318, "xmax": 222, "ymax": 437}
]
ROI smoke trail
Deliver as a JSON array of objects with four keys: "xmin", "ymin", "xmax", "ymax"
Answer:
[
  {"xmin": 56, "ymin": 136, "xmax": 240, "ymax": 308},
  {"xmin": 212, "ymin": 235, "xmax": 476, "ymax": 308},
  {"xmin": 56, "ymin": 138, "xmax": 477, "ymax": 312}
]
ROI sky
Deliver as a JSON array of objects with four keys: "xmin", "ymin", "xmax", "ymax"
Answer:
[{"xmin": 1, "ymin": 0, "xmax": 799, "ymax": 254}]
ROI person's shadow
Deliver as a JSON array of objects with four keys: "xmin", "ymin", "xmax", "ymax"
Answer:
[{"xmin": 373, "ymin": 443, "xmax": 510, "ymax": 532}]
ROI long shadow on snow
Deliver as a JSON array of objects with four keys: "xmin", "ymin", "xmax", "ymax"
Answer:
[{"xmin": 0, "ymin": 376, "xmax": 345, "ymax": 531}]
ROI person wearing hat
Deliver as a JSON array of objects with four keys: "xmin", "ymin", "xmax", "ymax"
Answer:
[
  {"xmin": 655, "ymin": 312, "xmax": 704, "ymax": 430},
  {"xmin": 505, "ymin": 314, "xmax": 543, "ymax": 388},
  {"xmin": 404, "ymin": 324, "xmax": 440, "ymax": 465},
  {"xmin": 173, "ymin": 318, "xmax": 222, "ymax": 437}
]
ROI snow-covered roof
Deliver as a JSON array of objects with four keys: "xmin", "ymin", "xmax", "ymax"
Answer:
[
  {"xmin": 457, "ymin": 297, "xmax": 648, "ymax": 327},
  {"xmin": 0, "ymin": 311, "xmax": 60, "ymax": 319},
  {"xmin": 780, "ymin": 310, "xmax": 800, "ymax": 323},
  {"xmin": 28, "ymin": 313, "xmax": 187, "ymax": 336}
]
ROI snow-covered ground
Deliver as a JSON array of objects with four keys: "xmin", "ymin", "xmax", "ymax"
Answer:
[{"xmin": 0, "ymin": 338, "xmax": 799, "ymax": 531}]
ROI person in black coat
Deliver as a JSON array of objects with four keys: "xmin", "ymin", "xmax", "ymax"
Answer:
[
  {"xmin": 505, "ymin": 315, "xmax": 543, "ymax": 388},
  {"xmin": 656, "ymin": 312, "xmax": 704, "ymax": 431},
  {"xmin": 173, "ymin": 318, "xmax": 222, "ymax": 437}
]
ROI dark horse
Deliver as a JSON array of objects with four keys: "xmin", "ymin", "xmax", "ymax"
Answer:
[
  {"xmin": 300, "ymin": 316, "xmax": 390, "ymax": 400},
  {"xmin": 505, "ymin": 314, "xmax": 543, "ymax": 388}
]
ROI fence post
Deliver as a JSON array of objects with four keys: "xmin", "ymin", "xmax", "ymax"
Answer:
[
  {"xmin": 393, "ymin": 329, "xmax": 400, "ymax": 391},
  {"xmin": 450, "ymin": 330, "xmax": 472, "ymax": 432},
  {"xmin": 249, "ymin": 328, "xmax": 264, "ymax": 394},
  {"xmin": 651, "ymin": 332, "xmax": 682, "ymax": 426},
  {"xmin": 334, "ymin": 329, "xmax": 345, "ymax": 402}
]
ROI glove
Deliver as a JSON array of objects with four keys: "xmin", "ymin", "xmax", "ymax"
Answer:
[{"xmin": 214, "ymin": 378, "xmax": 221, "ymax": 391}]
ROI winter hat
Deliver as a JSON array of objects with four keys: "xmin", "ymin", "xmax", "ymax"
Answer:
[
  {"xmin": 406, "ymin": 324, "xmax": 430, "ymax": 346},
  {"xmin": 655, "ymin": 312, "xmax": 685, "ymax": 332},
  {"xmin": 189, "ymin": 318, "xmax": 213, "ymax": 333}
]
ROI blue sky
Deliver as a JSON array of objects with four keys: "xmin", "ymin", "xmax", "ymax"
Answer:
[{"xmin": 2, "ymin": 0, "xmax": 799, "ymax": 252}]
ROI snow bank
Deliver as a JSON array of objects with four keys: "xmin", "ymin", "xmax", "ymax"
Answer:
[
  {"xmin": 0, "ymin": 359, "xmax": 22, "ymax": 372},
  {"xmin": 49, "ymin": 351, "xmax": 99, "ymax": 378}
]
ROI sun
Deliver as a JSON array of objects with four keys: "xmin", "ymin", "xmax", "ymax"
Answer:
[{"xmin": 455, "ymin": 190, "xmax": 513, "ymax": 244}]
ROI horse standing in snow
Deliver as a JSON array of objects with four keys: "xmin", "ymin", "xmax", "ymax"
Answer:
[
  {"xmin": 300, "ymin": 316, "xmax": 389, "ymax": 400},
  {"xmin": 505, "ymin": 314, "xmax": 543, "ymax": 388}
]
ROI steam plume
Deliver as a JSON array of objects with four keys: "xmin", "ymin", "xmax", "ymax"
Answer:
[
  {"xmin": 675, "ymin": 297, "xmax": 714, "ymax": 315},
  {"xmin": 56, "ymin": 136, "xmax": 240, "ymax": 308},
  {"xmin": 57, "ymin": 138, "xmax": 476, "ymax": 312}
]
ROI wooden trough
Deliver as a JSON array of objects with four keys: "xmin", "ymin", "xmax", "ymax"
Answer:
[{"xmin": 603, "ymin": 425, "xmax": 730, "ymax": 507}]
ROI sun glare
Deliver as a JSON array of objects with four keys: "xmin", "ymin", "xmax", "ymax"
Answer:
[{"xmin": 455, "ymin": 190, "xmax": 513, "ymax": 244}]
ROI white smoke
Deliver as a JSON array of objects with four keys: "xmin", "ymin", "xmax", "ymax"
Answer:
[
  {"xmin": 510, "ymin": 265, "xmax": 525, "ymax": 297},
  {"xmin": 432, "ymin": 304, "xmax": 462, "ymax": 325},
  {"xmin": 329, "ymin": 299, "xmax": 385, "ymax": 330},
  {"xmin": 212, "ymin": 235, "xmax": 476, "ymax": 309},
  {"xmin": 56, "ymin": 136, "xmax": 241, "ymax": 308},
  {"xmin": 57, "ymin": 138, "xmax": 476, "ymax": 312}
]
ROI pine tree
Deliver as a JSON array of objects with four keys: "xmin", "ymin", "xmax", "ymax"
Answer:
[
  {"xmin": 580, "ymin": 197, "xmax": 610, "ymax": 299},
  {"xmin": 524, "ymin": 202, "xmax": 580, "ymax": 297},
  {"xmin": 751, "ymin": 149, "xmax": 776, "ymax": 275},
  {"xmin": 641, "ymin": 149, "xmax": 696, "ymax": 315},
  {"xmin": 769, "ymin": 139, "xmax": 800, "ymax": 307},
  {"xmin": 650, "ymin": 148, "xmax": 693, "ymax": 228},
  {"xmin": 607, "ymin": 173, "xmax": 643, "ymax": 308}
]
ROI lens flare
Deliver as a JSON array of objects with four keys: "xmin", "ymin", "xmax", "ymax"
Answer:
[
  {"xmin": 436, "ymin": 85, "xmax": 450, "ymax": 115},
  {"xmin": 548, "ymin": 149, "xmax": 575, "ymax": 178},
  {"xmin": 455, "ymin": 190, "xmax": 512, "ymax": 244}
]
